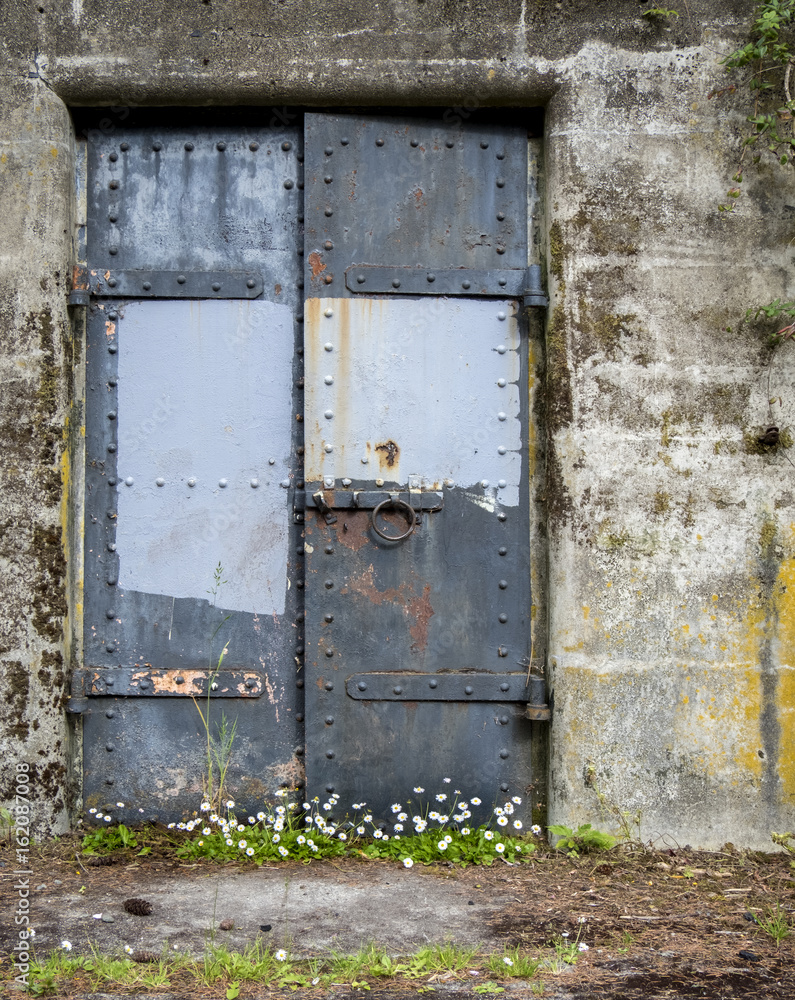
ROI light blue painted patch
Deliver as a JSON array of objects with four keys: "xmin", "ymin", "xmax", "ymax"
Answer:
[
  {"xmin": 305, "ymin": 297, "xmax": 522, "ymax": 504},
  {"xmin": 115, "ymin": 299, "xmax": 293, "ymax": 615}
]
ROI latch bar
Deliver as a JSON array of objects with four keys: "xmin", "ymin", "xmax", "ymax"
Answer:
[{"xmin": 297, "ymin": 489, "xmax": 443, "ymax": 512}]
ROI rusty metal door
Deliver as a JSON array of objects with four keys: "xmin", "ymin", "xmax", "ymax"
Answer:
[
  {"xmin": 301, "ymin": 114, "xmax": 545, "ymax": 828},
  {"xmin": 76, "ymin": 125, "xmax": 305, "ymax": 819}
]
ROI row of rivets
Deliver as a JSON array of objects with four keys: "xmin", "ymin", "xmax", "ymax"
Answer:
[
  {"xmin": 109, "ymin": 140, "xmax": 301, "ymax": 155},
  {"xmin": 118, "ymin": 477, "xmax": 276, "ymax": 489}
]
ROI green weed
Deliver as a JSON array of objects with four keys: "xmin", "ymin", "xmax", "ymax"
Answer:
[{"xmin": 547, "ymin": 823, "xmax": 617, "ymax": 856}]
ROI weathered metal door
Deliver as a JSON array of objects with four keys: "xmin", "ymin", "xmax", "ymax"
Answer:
[
  {"xmin": 301, "ymin": 114, "xmax": 544, "ymax": 827},
  {"xmin": 75, "ymin": 113, "xmax": 544, "ymax": 825},
  {"xmin": 75, "ymin": 125, "xmax": 305, "ymax": 819}
]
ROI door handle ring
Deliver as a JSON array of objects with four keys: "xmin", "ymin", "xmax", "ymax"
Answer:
[{"xmin": 371, "ymin": 496, "xmax": 416, "ymax": 542}]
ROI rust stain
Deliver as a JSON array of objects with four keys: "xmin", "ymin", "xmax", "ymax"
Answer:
[
  {"xmin": 408, "ymin": 584, "xmax": 434, "ymax": 653},
  {"xmin": 105, "ymin": 320, "xmax": 116, "ymax": 338},
  {"xmin": 308, "ymin": 251, "xmax": 326, "ymax": 280},
  {"xmin": 346, "ymin": 563, "xmax": 407, "ymax": 606},
  {"xmin": 71, "ymin": 264, "xmax": 88, "ymax": 290},
  {"xmin": 120, "ymin": 669, "xmax": 261, "ymax": 697},
  {"xmin": 335, "ymin": 510, "xmax": 370, "ymax": 552},
  {"xmin": 274, "ymin": 283, "xmax": 282, "ymax": 295},
  {"xmin": 266, "ymin": 758, "xmax": 306, "ymax": 789},
  {"xmin": 375, "ymin": 440, "xmax": 400, "ymax": 467}
]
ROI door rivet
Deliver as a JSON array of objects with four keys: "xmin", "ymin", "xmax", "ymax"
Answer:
[
  {"xmin": 325, "ymin": 580, "xmax": 334, "ymax": 589},
  {"xmin": 462, "ymin": 280, "xmax": 471, "ymax": 289},
  {"xmin": 325, "ymin": 716, "xmax": 334, "ymax": 725},
  {"xmin": 216, "ymin": 141, "xmax": 227, "ymax": 151},
  {"xmin": 187, "ymin": 478, "xmax": 196, "ymax": 487},
  {"xmin": 496, "ymin": 246, "xmax": 505, "ymax": 255},
  {"xmin": 143, "ymin": 281, "xmax": 152, "ymax": 291},
  {"xmin": 249, "ymin": 141, "xmax": 259, "ymax": 151},
  {"xmin": 212, "ymin": 282, "xmax": 221, "ymax": 291},
  {"xmin": 106, "ymin": 744, "xmax": 114, "ymax": 752},
  {"xmin": 324, "ymin": 175, "xmax": 333, "ymax": 184},
  {"xmin": 429, "ymin": 679, "xmax": 438, "ymax": 688},
  {"xmin": 219, "ymin": 478, "xmax": 228, "ymax": 488},
  {"xmin": 324, "ymin": 614, "xmax": 334, "ymax": 622},
  {"xmin": 393, "ymin": 685, "xmax": 403, "ymax": 695},
  {"xmin": 342, "ymin": 478, "xmax": 351, "ymax": 487},
  {"xmin": 325, "ymin": 682, "xmax": 334, "ymax": 691},
  {"xmin": 499, "ymin": 580, "xmax": 508, "ymax": 589},
  {"xmin": 325, "ymin": 648, "xmax": 334, "ymax": 657},
  {"xmin": 497, "ymin": 446, "xmax": 507, "ymax": 455},
  {"xmin": 109, "ymin": 245, "xmax": 118, "ymax": 255},
  {"xmin": 185, "ymin": 142, "xmax": 194, "ymax": 151},
  {"xmin": 496, "ymin": 178, "xmax": 505, "ymax": 187},
  {"xmin": 247, "ymin": 278, "xmax": 256, "ymax": 288},
  {"xmin": 357, "ymin": 681, "xmax": 367, "ymax": 691},
  {"xmin": 250, "ymin": 479, "xmax": 259, "ymax": 488},
  {"xmin": 282, "ymin": 141, "xmax": 292, "ymax": 151},
  {"xmin": 324, "ymin": 443, "xmax": 334, "ymax": 453},
  {"xmin": 497, "ymin": 412, "xmax": 507, "ymax": 422},
  {"xmin": 325, "ymin": 545, "xmax": 334, "ymax": 554},
  {"xmin": 500, "ymin": 782, "xmax": 509, "ymax": 791},
  {"xmin": 106, "ymin": 609, "xmax": 116, "ymax": 619},
  {"xmin": 284, "ymin": 179, "xmax": 294, "ymax": 189},
  {"xmin": 499, "ymin": 546, "xmax": 507, "ymax": 554},
  {"xmin": 480, "ymin": 141, "xmax": 489, "ymax": 149},
  {"xmin": 497, "ymin": 211, "xmax": 505, "ymax": 221},
  {"xmin": 326, "ymin": 751, "xmax": 335, "ymax": 758},
  {"xmin": 392, "ymin": 278, "xmax": 401, "ymax": 288},
  {"xmin": 500, "ymin": 750, "xmax": 509, "ymax": 759},
  {"xmin": 498, "ymin": 479, "xmax": 506, "ymax": 488},
  {"xmin": 296, "ymin": 679, "xmax": 304, "ymax": 688},
  {"xmin": 324, "ymin": 145, "xmax": 334, "ymax": 155},
  {"xmin": 426, "ymin": 273, "xmax": 435, "ymax": 283},
  {"xmin": 410, "ymin": 138, "xmax": 419, "ymax": 147},
  {"xmin": 499, "ymin": 613, "xmax": 508, "ymax": 623},
  {"xmin": 500, "ymin": 682, "xmax": 509, "ymax": 692},
  {"xmin": 152, "ymin": 141, "xmax": 163, "ymax": 151},
  {"xmin": 498, "ymin": 647, "xmax": 508, "ymax": 657},
  {"xmin": 500, "ymin": 715, "xmax": 509, "ymax": 724},
  {"xmin": 109, "ymin": 180, "xmax": 119, "ymax": 189},
  {"xmin": 109, "ymin": 151, "xmax": 118, "ymax": 162},
  {"xmin": 325, "ymin": 207, "xmax": 334, "ymax": 216},
  {"xmin": 465, "ymin": 685, "xmax": 474, "ymax": 695},
  {"xmin": 481, "ymin": 480, "xmax": 489, "ymax": 488},
  {"xmin": 120, "ymin": 142, "xmax": 130, "ymax": 151},
  {"xmin": 445, "ymin": 140, "xmax": 454, "ymax": 148},
  {"xmin": 497, "ymin": 311, "xmax": 506, "ymax": 321}
]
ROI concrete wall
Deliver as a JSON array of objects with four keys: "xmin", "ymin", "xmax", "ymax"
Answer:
[{"xmin": 1, "ymin": 0, "xmax": 793, "ymax": 847}]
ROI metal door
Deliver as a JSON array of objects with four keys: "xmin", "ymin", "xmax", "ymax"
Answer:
[
  {"xmin": 74, "ymin": 113, "xmax": 546, "ymax": 825},
  {"xmin": 301, "ymin": 114, "xmax": 546, "ymax": 828},
  {"xmin": 74, "ymin": 126, "xmax": 306, "ymax": 820}
]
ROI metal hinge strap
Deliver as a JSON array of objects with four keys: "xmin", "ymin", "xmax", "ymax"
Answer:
[
  {"xmin": 70, "ymin": 667, "xmax": 263, "ymax": 705},
  {"xmin": 70, "ymin": 266, "xmax": 264, "ymax": 301},
  {"xmin": 346, "ymin": 672, "xmax": 550, "ymax": 712},
  {"xmin": 344, "ymin": 264, "xmax": 547, "ymax": 306}
]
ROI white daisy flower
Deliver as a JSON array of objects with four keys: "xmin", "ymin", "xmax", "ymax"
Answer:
[
  {"xmin": 275, "ymin": 949, "xmax": 287, "ymax": 961},
  {"xmin": 511, "ymin": 796, "xmax": 522, "ymax": 804},
  {"xmin": 513, "ymin": 820, "xmax": 523, "ymax": 830},
  {"xmin": 495, "ymin": 843, "xmax": 505, "ymax": 853},
  {"xmin": 531, "ymin": 824, "xmax": 542, "ymax": 835},
  {"xmin": 436, "ymin": 793, "xmax": 447, "ymax": 802},
  {"xmin": 438, "ymin": 840, "xmax": 448, "ymax": 850},
  {"xmin": 61, "ymin": 940, "xmax": 72, "ymax": 951},
  {"xmin": 403, "ymin": 857, "xmax": 414, "ymax": 868},
  {"xmin": 246, "ymin": 847, "xmax": 254, "ymax": 856},
  {"xmin": 413, "ymin": 786, "xmax": 424, "ymax": 793},
  {"xmin": 470, "ymin": 797, "xmax": 482, "ymax": 806},
  {"xmin": 200, "ymin": 801, "xmax": 210, "ymax": 812},
  {"xmin": 503, "ymin": 956, "xmax": 513, "ymax": 967}
]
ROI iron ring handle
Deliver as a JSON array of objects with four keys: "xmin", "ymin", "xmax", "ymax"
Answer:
[{"xmin": 371, "ymin": 497, "xmax": 416, "ymax": 541}]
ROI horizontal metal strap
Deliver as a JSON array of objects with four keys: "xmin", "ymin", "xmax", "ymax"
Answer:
[
  {"xmin": 297, "ymin": 489, "xmax": 443, "ymax": 512},
  {"xmin": 75, "ymin": 267, "xmax": 264, "ymax": 299},
  {"xmin": 345, "ymin": 265, "xmax": 526, "ymax": 297},
  {"xmin": 71, "ymin": 667, "xmax": 263, "ymax": 699},
  {"xmin": 346, "ymin": 671, "xmax": 548, "ymax": 706}
]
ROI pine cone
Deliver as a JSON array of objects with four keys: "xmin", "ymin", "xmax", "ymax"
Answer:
[
  {"xmin": 131, "ymin": 950, "xmax": 160, "ymax": 964},
  {"xmin": 123, "ymin": 897, "xmax": 154, "ymax": 916}
]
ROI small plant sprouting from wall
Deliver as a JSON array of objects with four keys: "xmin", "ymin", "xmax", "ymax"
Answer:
[{"xmin": 716, "ymin": 0, "xmax": 795, "ymax": 215}]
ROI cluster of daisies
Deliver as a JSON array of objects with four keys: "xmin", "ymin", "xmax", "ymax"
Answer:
[{"xmin": 85, "ymin": 780, "xmax": 546, "ymax": 867}]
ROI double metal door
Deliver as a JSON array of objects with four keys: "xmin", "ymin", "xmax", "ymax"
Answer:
[{"xmin": 75, "ymin": 112, "xmax": 545, "ymax": 828}]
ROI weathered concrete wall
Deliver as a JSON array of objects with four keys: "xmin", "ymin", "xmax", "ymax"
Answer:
[{"xmin": 1, "ymin": 0, "xmax": 793, "ymax": 846}]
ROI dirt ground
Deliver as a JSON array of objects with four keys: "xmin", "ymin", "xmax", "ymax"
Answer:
[{"xmin": 1, "ymin": 834, "xmax": 793, "ymax": 999}]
